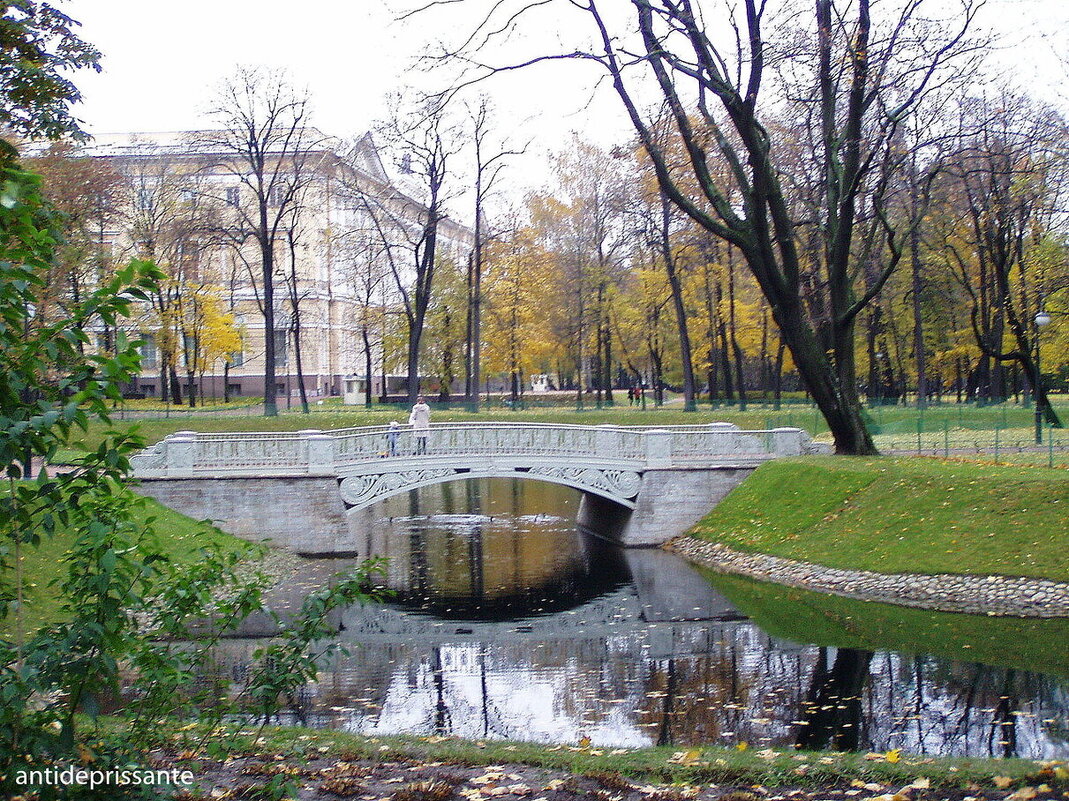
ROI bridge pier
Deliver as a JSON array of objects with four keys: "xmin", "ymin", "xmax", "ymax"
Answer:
[
  {"xmin": 579, "ymin": 467, "xmax": 755, "ymax": 547},
  {"xmin": 134, "ymin": 476, "xmax": 349, "ymax": 554}
]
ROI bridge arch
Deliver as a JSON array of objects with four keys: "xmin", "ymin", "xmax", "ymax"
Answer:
[{"xmin": 337, "ymin": 461, "xmax": 642, "ymax": 512}]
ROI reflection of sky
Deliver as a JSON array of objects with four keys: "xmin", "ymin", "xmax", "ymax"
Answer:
[{"xmin": 349, "ymin": 643, "xmax": 649, "ymax": 746}]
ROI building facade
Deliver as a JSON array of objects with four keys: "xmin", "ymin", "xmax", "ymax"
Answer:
[{"xmin": 73, "ymin": 130, "xmax": 472, "ymax": 402}]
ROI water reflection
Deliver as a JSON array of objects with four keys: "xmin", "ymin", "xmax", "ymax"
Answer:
[
  {"xmin": 367, "ymin": 482, "xmax": 631, "ymax": 619},
  {"xmin": 205, "ymin": 478, "xmax": 1068, "ymax": 758}
]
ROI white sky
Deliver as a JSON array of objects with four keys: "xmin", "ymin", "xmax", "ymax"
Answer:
[{"xmin": 68, "ymin": 0, "xmax": 1069, "ymax": 202}]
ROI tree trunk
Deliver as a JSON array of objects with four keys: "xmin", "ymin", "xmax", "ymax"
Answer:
[
  {"xmin": 603, "ymin": 315, "xmax": 615, "ymax": 405},
  {"xmin": 362, "ymin": 324, "xmax": 374, "ymax": 408},
  {"xmin": 292, "ymin": 320, "xmax": 309, "ymax": 414},
  {"xmin": 727, "ymin": 250, "xmax": 745, "ymax": 411},
  {"xmin": 659, "ymin": 194, "xmax": 697, "ymax": 411},
  {"xmin": 261, "ymin": 228, "xmax": 277, "ymax": 416},
  {"xmin": 169, "ymin": 362, "xmax": 182, "ymax": 406},
  {"xmin": 464, "ymin": 250, "xmax": 474, "ymax": 404},
  {"xmin": 910, "ymin": 188, "xmax": 927, "ymax": 408}
]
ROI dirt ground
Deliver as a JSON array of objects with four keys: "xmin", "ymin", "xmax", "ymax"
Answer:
[{"xmin": 169, "ymin": 753, "xmax": 1069, "ymax": 801}]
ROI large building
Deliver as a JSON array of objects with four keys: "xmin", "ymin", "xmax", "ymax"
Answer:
[{"xmin": 68, "ymin": 130, "xmax": 472, "ymax": 402}]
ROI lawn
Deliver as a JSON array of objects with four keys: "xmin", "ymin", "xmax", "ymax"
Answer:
[
  {"xmin": 688, "ymin": 456, "xmax": 1069, "ymax": 582},
  {"xmin": 5, "ymin": 493, "xmax": 249, "ymax": 632},
  {"xmin": 62, "ymin": 398, "xmax": 1069, "ymax": 454},
  {"xmin": 68, "ymin": 403, "xmax": 828, "ymax": 455}
]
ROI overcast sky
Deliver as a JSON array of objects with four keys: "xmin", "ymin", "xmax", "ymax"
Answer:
[{"xmin": 69, "ymin": 0, "xmax": 1069, "ymax": 200}]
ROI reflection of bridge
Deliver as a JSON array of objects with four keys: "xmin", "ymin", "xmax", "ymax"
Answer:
[{"xmin": 132, "ymin": 422, "xmax": 823, "ymax": 549}]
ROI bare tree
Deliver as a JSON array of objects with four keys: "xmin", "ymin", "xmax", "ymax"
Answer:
[
  {"xmin": 358, "ymin": 94, "xmax": 461, "ymax": 406},
  {"xmin": 465, "ymin": 97, "xmax": 525, "ymax": 410},
  {"xmin": 281, "ymin": 199, "xmax": 313, "ymax": 413},
  {"xmin": 118, "ymin": 149, "xmax": 218, "ymax": 404},
  {"xmin": 200, "ymin": 67, "xmax": 320, "ymax": 416},
  {"xmin": 420, "ymin": 0, "xmax": 983, "ymax": 453}
]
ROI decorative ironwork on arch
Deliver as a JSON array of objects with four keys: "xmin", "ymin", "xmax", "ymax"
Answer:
[{"xmin": 337, "ymin": 464, "xmax": 642, "ymax": 512}]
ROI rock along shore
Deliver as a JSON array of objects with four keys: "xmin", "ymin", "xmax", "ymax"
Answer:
[{"xmin": 669, "ymin": 537, "xmax": 1069, "ymax": 618}]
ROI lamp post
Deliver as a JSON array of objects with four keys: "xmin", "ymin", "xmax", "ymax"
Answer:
[{"xmin": 1034, "ymin": 308, "xmax": 1051, "ymax": 444}]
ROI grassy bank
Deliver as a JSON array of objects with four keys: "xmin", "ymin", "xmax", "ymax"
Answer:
[
  {"xmin": 689, "ymin": 456, "xmax": 1069, "ymax": 582},
  {"xmin": 149, "ymin": 722, "xmax": 1066, "ymax": 791},
  {"xmin": 5, "ymin": 493, "xmax": 248, "ymax": 632}
]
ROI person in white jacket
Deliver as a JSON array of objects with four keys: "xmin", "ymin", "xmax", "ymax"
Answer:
[{"xmin": 408, "ymin": 396, "xmax": 431, "ymax": 454}]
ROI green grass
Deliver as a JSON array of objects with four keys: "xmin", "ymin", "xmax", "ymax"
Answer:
[
  {"xmin": 704, "ymin": 570, "xmax": 1069, "ymax": 678},
  {"xmin": 110, "ymin": 396, "xmax": 264, "ymax": 411},
  {"xmin": 689, "ymin": 456, "xmax": 1069, "ymax": 582},
  {"xmin": 143, "ymin": 722, "xmax": 1067, "ymax": 790},
  {"xmin": 63, "ymin": 398, "xmax": 1069, "ymax": 454},
  {"xmin": 6, "ymin": 493, "xmax": 249, "ymax": 632}
]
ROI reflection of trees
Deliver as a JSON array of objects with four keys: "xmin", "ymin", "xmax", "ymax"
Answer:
[
  {"xmin": 878, "ymin": 656, "xmax": 1068, "ymax": 758},
  {"xmin": 431, "ymin": 646, "xmax": 450, "ymax": 734},
  {"xmin": 796, "ymin": 648, "xmax": 874, "ymax": 751},
  {"xmin": 635, "ymin": 629, "xmax": 765, "ymax": 746},
  {"xmin": 190, "ymin": 626, "xmax": 1069, "ymax": 758}
]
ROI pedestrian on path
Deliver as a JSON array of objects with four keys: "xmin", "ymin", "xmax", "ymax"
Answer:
[{"xmin": 408, "ymin": 396, "xmax": 431, "ymax": 454}]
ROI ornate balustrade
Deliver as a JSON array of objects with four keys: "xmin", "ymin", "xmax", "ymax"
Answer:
[{"xmin": 130, "ymin": 422, "xmax": 822, "ymax": 480}]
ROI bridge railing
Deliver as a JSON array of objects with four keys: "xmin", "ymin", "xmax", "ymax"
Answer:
[{"xmin": 130, "ymin": 422, "xmax": 823, "ymax": 478}]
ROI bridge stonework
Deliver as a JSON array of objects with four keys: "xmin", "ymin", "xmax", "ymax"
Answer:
[{"xmin": 131, "ymin": 422, "xmax": 824, "ymax": 551}]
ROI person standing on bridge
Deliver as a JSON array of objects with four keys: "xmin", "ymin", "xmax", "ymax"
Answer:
[
  {"xmin": 386, "ymin": 421, "xmax": 400, "ymax": 456},
  {"xmin": 408, "ymin": 396, "xmax": 431, "ymax": 455}
]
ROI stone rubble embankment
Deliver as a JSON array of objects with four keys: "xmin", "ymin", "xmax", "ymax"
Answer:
[{"xmin": 670, "ymin": 537, "xmax": 1069, "ymax": 618}]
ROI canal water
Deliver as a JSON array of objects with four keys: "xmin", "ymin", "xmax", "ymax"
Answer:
[{"xmin": 207, "ymin": 478, "xmax": 1069, "ymax": 759}]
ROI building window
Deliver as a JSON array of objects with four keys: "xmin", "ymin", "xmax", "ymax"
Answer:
[
  {"xmin": 226, "ymin": 186, "xmax": 239, "ymax": 206},
  {"xmin": 140, "ymin": 334, "xmax": 158, "ymax": 369},
  {"xmin": 141, "ymin": 384, "xmax": 155, "ymax": 396},
  {"xmin": 272, "ymin": 329, "xmax": 288, "ymax": 366},
  {"xmin": 226, "ymin": 383, "xmax": 242, "ymax": 397},
  {"xmin": 228, "ymin": 347, "xmax": 244, "ymax": 367}
]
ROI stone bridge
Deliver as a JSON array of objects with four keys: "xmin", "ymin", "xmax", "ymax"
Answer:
[{"xmin": 131, "ymin": 422, "xmax": 822, "ymax": 549}]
